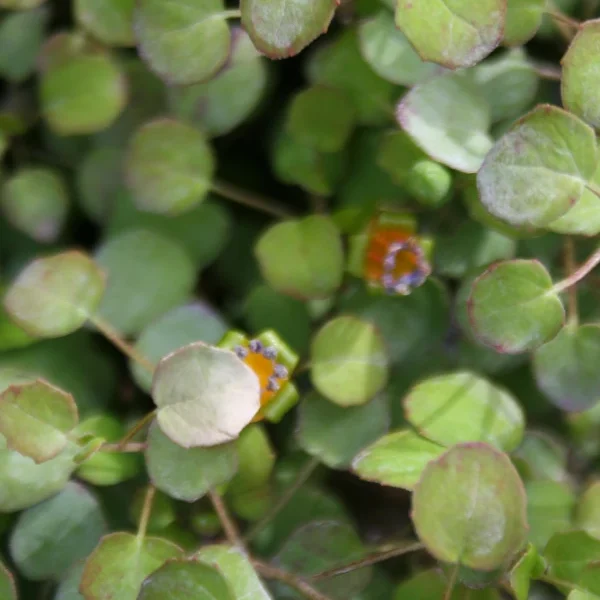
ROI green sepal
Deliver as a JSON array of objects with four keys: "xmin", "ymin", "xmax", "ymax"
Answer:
[
  {"xmin": 347, "ymin": 231, "xmax": 369, "ymax": 278},
  {"xmin": 261, "ymin": 382, "xmax": 300, "ymax": 423},
  {"xmin": 256, "ymin": 329, "xmax": 299, "ymax": 371},
  {"xmin": 376, "ymin": 211, "xmax": 417, "ymax": 232},
  {"xmin": 216, "ymin": 330, "xmax": 248, "ymax": 351}
]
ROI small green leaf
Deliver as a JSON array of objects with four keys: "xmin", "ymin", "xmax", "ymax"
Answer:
[
  {"xmin": 95, "ymin": 229, "xmax": 196, "ymax": 335},
  {"xmin": 241, "ymin": 0, "xmax": 337, "ymax": 58},
  {"xmin": 75, "ymin": 0, "xmax": 135, "ymax": 47},
  {"xmin": 255, "ymin": 215, "xmax": 344, "ymax": 300},
  {"xmin": 152, "ymin": 342, "xmax": 260, "ymax": 448},
  {"xmin": 0, "ymin": 560, "xmax": 16, "ymax": 600},
  {"xmin": 504, "ymin": 0, "xmax": 545, "ymax": 46},
  {"xmin": 196, "ymin": 544, "xmax": 272, "ymax": 600},
  {"xmin": 80, "ymin": 532, "xmax": 182, "ymax": 600},
  {"xmin": 576, "ymin": 481, "xmax": 600, "ymax": 540},
  {"xmin": 9, "ymin": 482, "xmax": 105, "ymax": 580},
  {"xmin": 298, "ymin": 391, "xmax": 389, "ymax": 469},
  {"xmin": 0, "ymin": 379, "xmax": 78, "ymax": 463},
  {"xmin": 358, "ymin": 10, "xmax": 438, "ymax": 86},
  {"xmin": 1, "ymin": 167, "xmax": 69, "ymax": 243},
  {"xmin": 131, "ymin": 303, "xmax": 228, "ymax": 392},
  {"xmin": 130, "ymin": 487, "xmax": 176, "ymax": 533},
  {"xmin": 513, "ymin": 431, "xmax": 568, "ymax": 483},
  {"xmin": 286, "ymin": 85, "xmax": 356, "ymax": 153},
  {"xmin": 477, "ymin": 105, "xmax": 598, "ymax": 227},
  {"xmin": 397, "ymin": 72, "xmax": 493, "ymax": 173},
  {"xmin": 353, "ymin": 429, "xmax": 445, "ymax": 491},
  {"xmin": 138, "ymin": 558, "xmax": 233, "ymax": 600},
  {"xmin": 40, "ymin": 41, "xmax": 127, "ymax": 135},
  {"xmin": 510, "ymin": 544, "xmax": 545, "ymax": 600},
  {"xmin": 533, "ymin": 324, "xmax": 600, "ymax": 412},
  {"xmin": 404, "ymin": 371, "xmax": 525, "ymax": 452},
  {"xmin": 4, "ymin": 251, "xmax": 105, "ymax": 338},
  {"xmin": 562, "ymin": 20, "xmax": 600, "ymax": 129},
  {"xmin": 395, "ymin": 0, "xmax": 504, "ymax": 68},
  {"xmin": 468, "ymin": 259, "xmax": 565, "ymax": 354},
  {"xmin": 412, "ymin": 443, "xmax": 528, "ymax": 570},
  {"xmin": 545, "ymin": 531, "xmax": 600, "ymax": 588},
  {"xmin": 134, "ymin": 0, "xmax": 231, "ymax": 84},
  {"xmin": 311, "ymin": 316, "xmax": 389, "ymax": 406},
  {"xmin": 126, "ymin": 118, "xmax": 215, "ymax": 215},
  {"xmin": 146, "ymin": 421, "xmax": 237, "ymax": 501},
  {"xmin": 168, "ymin": 28, "xmax": 268, "ymax": 137}
]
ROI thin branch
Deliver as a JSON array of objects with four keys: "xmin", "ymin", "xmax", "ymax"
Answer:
[
  {"xmin": 91, "ymin": 316, "xmax": 155, "ymax": 374},
  {"xmin": 244, "ymin": 456, "xmax": 319, "ymax": 542},
  {"xmin": 100, "ymin": 442, "xmax": 147, "ymax": 453},
  {"xmin": 444, "ymin": 563, "xmax": 460, "ymax": 600},
  {"xmin": 212, "ymin": 180, "xmax": 291, "ymax": 219},
  {"xmin": 545, "ymin": 8, "xmax": 580, "ymax": 29},
  {"xmin": 209, "ymin": 490, "xmax": 245, "ymax": 551},
  {"xmin": 115, "ymin": 410, "xmax": 157, "ymax": 450},
  {"xmin": 253, "ymin": 560, "xmax": 333, "ymax": 600},
  {"xmin": 311, "ymin": 542, "xmax": 425, "ymax": 581},
  {"xmin": 531, "ymin": 62, "xmax": 562, "ymax": 82},
  {"xmin": 564, "ymin": 237, "xmax": 579, "ymax": 326},
  {"xmin": 137, "ymin": 485, "xmax": 156, "ymax": 541},
  {"xmin": 552, "ymin": 246, "xmax": 600, "ymax": 294}
]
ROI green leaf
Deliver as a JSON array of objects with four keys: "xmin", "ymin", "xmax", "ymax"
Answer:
[
  {"xmin": 526, "ymin": 480, "xmax": 575, "ymax": 549},
  {"xmin": 576, "ymin": 481, "xmax": 600, "ymax": 540},
  {"xmin": 358, "ymin": 10, "xmax": 438, "ymax": 86},
  {"xmin": 562, "ymin": 20, "xmax": 600, "ymax": 129},
  {"xmin": 286, "ymin": 85, "xmax": 356, "ymax": 153},
  {"xmin": 0, "ymin": 6, "xmax": 48, "ymax": 82},
  {"xmin": 196, "ymin": 544, "xmax": 272, "ymax": 600},
  {"xmin": 168, "ymin": 28, "xmax": 268, "ymax": 137},
  {"xmin": 504, "ymin": 0, "xmax": 545, "ymax": 46},
  {"xmin": 310, "ymin": 316, "xmax": 389, "ymax": 406},
  {"xmin": 134, "ymin": 0, "xmax": 231, "ymax": 84},
  {"xmin": 510, "ymin": 544, "xmax": 545, "ymax": 600},
  {"xmin": 255, "ymin": 215, "xmax": 344, "ymax": 300},
  {"xmin": 397, "ymin": 72, "xmax": 493, "ymax": 173},
  {"xmin": 4, "ymin": 251, "xmax": 105, "ymax": 338},
  {"xmin": 353, "ymin": 429, "xmax": 445, "ymax": 491},
  {"xmin": 0, "ymin": 0, "xmax": 45, "ymax": 7},
  {"xmin": 274, "ymin": 520, "xmax": 372, "ymax": 599},
  {"xmin": 468, "ymin": 259, "xmax": 565, "ymax": 354},
  {"xmin": 131, "ymin": 303, "xmax": 227, "ymax": 392},
  {"xmin": 138, "ymin": 558, "xmax": 233, "ymax": 600},
  {"xmin": 129, "ymin": 487, "xmax": 176, "ymax": 533},
  {"xmin": 80, "ymin": 532, "xmax": 182, "ymax": 600},
  {"xmin": 0, "ymin": 560, "xmax": 16, "ymax": 600},
  {"xmin": 477, "ymin": 105, "xmax": 598, "ymax": 227},
  {"xmin": 1, "ymin": 167, "xmax": 69, "ymax": 243},
  {"xmin": 146, "ymin": 421, "xmax": 237, "ymax": 501},
  {"xmin": 297, "ymin": 391, "xmax": 389, "ymax": 469},
  {"xmin": 395, "ymin": 0, "xmax": 504, "ymax": 68},
  {"xmin": 40, "ymin": 43, "xmax": 127, "ymax": 135},
  {"xmin": 533, "ymin": 324, "xmax": 600, "ymax": 412},
  {"xmin": 513, "ymin": 431, "xmax": 568, "ymax": 483},
  {"xmin": 404, "ymin": 371, "xmax": 525, "ymax": 452},
  {"xmin": 394, "ymin": 569, "xmax": 501, "ymax": 600},
  {"xmin": 241, "ymin": 0, "xmax": 337, "ymax": 58},
  {"xmin": 545, "ymin": 531, "xmax": 600, "ymax": 588},
  {"xmin": 412, "ymin": 443, "xmax": 528, "ymax": 570},
  {"xmin": 9, "ymin": 482, "xmax": 105, "ymax": 580},
  {"xmin": 152, "ymin": 342, "xmax": 260, "ymax": 448},
  {"xmin": 0, "ymin": 379, "xmax": 78, "ymax": 463},
  {"xmin": 55, "ymin": 562, "xmax": 85, "ymax": 600},
  {"xmin": 75, "ymin": 0, "xmax": 135, "ymax": 47},
  {"xmin": 94, "ymin": 229, "xmax": 196, "ymax": 335},
  {"xmin": 126, "ymin": 118, "xmax": 215, "ymax": 215}
]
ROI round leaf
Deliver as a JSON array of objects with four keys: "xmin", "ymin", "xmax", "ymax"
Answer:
[
  {"xmin": 396, "ymin": 72, "xmax": 493, "ymax": 173},
  {"xmin": 576, "ymin": 481, "xmax": 600, "ymax": 540},
  {"xmin": 504, "ymin": 0, "xmax": 545, "ymax": 46},
  {"xmin": 297, "ymin": 391, "xmax": 389, "ymax": 469},
  {"xmin": 353, "ymin": 429, "xmax": 445, "ymax": 491},
  {"xmin": 412, "ymin": 443, "xmax": 528, "ymax": 570},
  {"xmin": 533, "ymin": 324, "xmax": 600, "ymax": 412},
  {"xmin": 404, "ymin": 372, "xmax": 525, "ymax": 452},
  {"xmin": 146, "ymin": 421, "xmax": 237, "ymax": 501},
  {"xmin": 1, "ymin": 167, "xmax": 69, "ymax": 243},
  {"xmin": 126, "ymin": 119, "xmax": 215, "ymax": 215},
  {"xmin": 311, "ymin": 316, "xmax": 389, "ymax": 406},
  {"xmin": 95, "ymin": 229, "xmax": 196, "ymax": 335},
  {"xmin": 241, "ymin": 0, "xmax": 337, "ymax": 59},
  {"xmin": 75, "ymin": 0, "xmax": 135, "ymax": 47},
  {"xmin": 134, "ymin": 0, "xmax": 231, "ymax": 84},
  {"xmin": 255, "ymin": 215, "xmax": 344, "ymax": 300},
  {"xmin": 468, "ymin": 259, "xmax": 565, "ymax": 354},
  {"xmin": 80, "ymin": 532, "xmax": 182, "ymax": 600},
  {"xmin": 138, "ymin": 558, "xmax": 233, "ymax": 600},
  {"xmin": 477, "ymin": 105, "xmax": 598, "ymax": 227},
  {"xmin": 544, "ymin": 530, "xmax": 600, "ymax": 588},
  {"xmin": 0, "ymin": 379, "xmax": 78, "ymax": 463},
  {"xmin": 4, "ymin": 251, "xmax": 105, "ymax": 338},
  {"xmin": 562, "ymin": 20, "xmax": 600, "ymax": 129},
  {"xmin": 9, "ymin": 482, "xmax": 105, "ymax": 580},
  {"xmin": 395, "ymin": 0, "xmax": 505, "ymax": 68},
  {"xmin": 358, "ymin": 10, "xmax": 438, "ymax": 86},
  {"xmin": 152, "ymin": 342, "xmax": 260, "ymax": 448}
]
